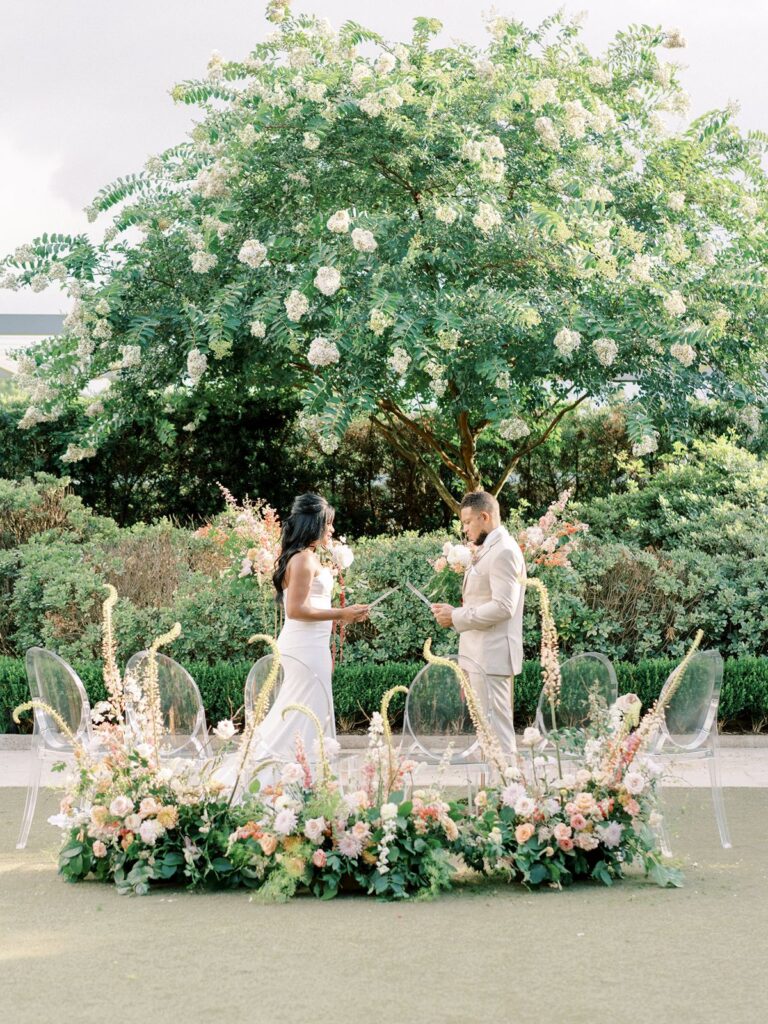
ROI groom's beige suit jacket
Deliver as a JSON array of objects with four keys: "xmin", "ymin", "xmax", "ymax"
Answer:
[{"xmin": 451, "ymin": 526, "xmax": 526, "ymax": 676}]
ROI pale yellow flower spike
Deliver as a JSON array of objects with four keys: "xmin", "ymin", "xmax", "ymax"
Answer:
[
  {"xmin": 422, "ymin": 639, "xmax": 507, "ymax": 778},
  {"xmin": 13, "ymin": 699, "xmax": 83, "ymax": 753},
  {"xmin": 101, "ymin": 584, "xmax": 123, "ymax": 721},
  {"xmin": 639, "ymin": 629, "xmax": 705, "ymax": 744},
  {"xmin": 280, "ymin": 702, "xmax": 331, "ymax": 786},
  {"xmin": 380, "ymin": 685, "xmax": 409, "ymax": 791}
]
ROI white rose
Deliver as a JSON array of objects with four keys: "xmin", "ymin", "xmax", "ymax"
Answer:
[
  {"xmin": 280, "ymin": 762, "xmax": 305, "ymax": 785},
  {"xmin": 109, "ymin": 796, "xmax": 134, "ymax": 818},
  {"xmin": 213, "ymin": 719, "xmax": 237, "ymax": 741},
  {"xmin": 624, "ymin": 771, "xmax": 646, "ymax": 795},
  {"xmin": 139, "ymin": 819, "xmax": 164, "ymax": 845},
  {"xmin": 304, "ymin": 816, "xmax": 327, "ymax": 843},
  {"xmin": 380, "ymin": 802, "xmax": 398, "ymax": 821}
]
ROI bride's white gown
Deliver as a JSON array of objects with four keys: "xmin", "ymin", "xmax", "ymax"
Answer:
[{"xmin": 216, "ymin": 568, "xmax": 336, "ymax": 793}]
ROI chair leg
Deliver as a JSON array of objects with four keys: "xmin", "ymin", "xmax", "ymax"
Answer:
[
  {"xmin": 657, "ymin": 817, "xmax": 673, "ymax": 858},
  {"xmin": 16, "ymin": 742, "xmax": 44, "ymax": 850},
  {"xmin": 708, "ymin": 752, "xmax": 732, "ymax": 850}
]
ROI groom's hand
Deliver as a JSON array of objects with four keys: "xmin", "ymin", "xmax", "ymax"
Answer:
[{"xmin": 431, "ymin": 603, "xmax": 455, "ymax": 628}]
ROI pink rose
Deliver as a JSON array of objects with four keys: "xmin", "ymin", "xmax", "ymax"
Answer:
[
  {"xmin": 558, "ymin": 837, "xmax": 575, "ymax": 852},
  {"xmin": 515, "ymin": 823, "xmax": 535, "ymax": 844},
  {"xmin": 626, "ymin": 798, "xmax": 640, "ymax": 817},
  {"xmin": 312, "ymin": 849, "xmax": 327, "ymax": 868},
  {"xmin": 92, "ymin": 840, "xmax": 108, "ymax": 858},
  {"xmin": 570, "ymin": 813, "xmax": 588, "ymax": 831},
  {"xmin": 553, "ymin": 822, "xmax": 572, "ymax": 842},
  {"xmin": 139, "ymin": 797, "xmax": 162, "ymax": 818}
]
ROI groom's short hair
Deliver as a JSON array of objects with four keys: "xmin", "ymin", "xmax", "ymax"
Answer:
[{"xmin": 460, "ymin": 490, "xmax": 499, "ymax": 516}]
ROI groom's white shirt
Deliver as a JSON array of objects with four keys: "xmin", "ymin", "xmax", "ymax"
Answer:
[{"xmin": 450, "ymin": 525, "xmax": 526, "ymax": 676}]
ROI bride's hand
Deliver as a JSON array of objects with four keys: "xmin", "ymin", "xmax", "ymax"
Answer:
[{"xmin": 339, "ymin": 604, "xmax": 370, "ymax": 623}]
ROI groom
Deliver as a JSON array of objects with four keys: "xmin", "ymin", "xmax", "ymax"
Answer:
[{"xmin": 431, "ymin": 490, "xmax": 526, "ymax": 756}]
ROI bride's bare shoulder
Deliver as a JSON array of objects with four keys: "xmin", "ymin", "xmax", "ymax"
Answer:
[{"xmin": 284, "ymin": 547, "xmax": 319, "ymax": 584}]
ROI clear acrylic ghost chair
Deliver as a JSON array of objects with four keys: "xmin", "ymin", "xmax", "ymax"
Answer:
[
  {"xmin": 242, "ymin": 652, "xmax": 339, "ymax": 789},
  {"xmin": 401, "ymin": 655, "xmax": 496, "ymax": 800},
  {"xmin": 124, "ymin": 651, "xmax": 211, "ymax": 758},
  {"xmin": 17, "ymin": 647, "xmax": 101, "ymax": 849},
  {"xmin": 650, "ymin": 649, "xmax": 731, "ymax": 853},
  {"xmin": 535, "ymin": 652, "xmax": 618, "ymax": 761}
]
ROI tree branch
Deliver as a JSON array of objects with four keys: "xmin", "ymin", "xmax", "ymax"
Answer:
[
  {"xmin": 377, "ymin": 398, "xmax": 468, "ymax": 480},
  {"xmin": 370, "ymin": 416, "xmax": 460, "ymax": 513}
]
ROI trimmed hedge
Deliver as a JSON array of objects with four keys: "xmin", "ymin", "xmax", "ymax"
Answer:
[{"xmin": 3, "ymin": 655, "xmax": 768, "ymax": 734}]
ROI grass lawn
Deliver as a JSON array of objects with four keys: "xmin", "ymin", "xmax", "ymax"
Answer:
[{"xmin": 1, "ymin": 786, "xmax": 766, "ymax": 1024}]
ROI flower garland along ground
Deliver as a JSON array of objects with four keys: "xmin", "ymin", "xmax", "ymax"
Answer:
[{"xmin": 15, "ymin": 583, "xmax": 691, "ymax": 899}]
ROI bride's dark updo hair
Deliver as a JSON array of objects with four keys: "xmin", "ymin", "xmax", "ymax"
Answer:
[{"xmin": 272, "ymin": 493, "xmax": 335, "ymax": 602}]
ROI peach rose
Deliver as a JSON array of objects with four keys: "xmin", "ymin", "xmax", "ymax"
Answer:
[
  {"xmin": 558, "ymin": 837, "xmax": 575, "ymax": 852},
  {"xmin": 312, "ymin": 849, "xmax": 327, "ymax": 868},
  {"xmin": 156, "ymin": 806, "xmax": 179, "ymax": 829},
  {"xmin": 92, "ymin": 840, "xmax": 108, "ymax": 858},
  {"xmin": 259, "ymin": 834, "xmax": 278, "ymax": 856},
  {"xmin": 90, "ymin": 805, "xmax": 108, "ymax": 827},
  {"xmin": 515, "ymin": 823, "xmax": 535, "ymax": 844},
  {"xmin": 121, "ymin": 832, "xmax": 134, "ymax": 851},
  {"xmin": 553, "ymin": 822, "xmax": 572, "ymax": 842},
  {"xmin": 570, "ymin": 813, "xmax": 588, "ymax": 831}
]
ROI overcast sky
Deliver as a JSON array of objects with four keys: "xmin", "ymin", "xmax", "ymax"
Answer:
[{"xmin": 2, "ymin": 0, "xmax": 766, "ymax": 316}]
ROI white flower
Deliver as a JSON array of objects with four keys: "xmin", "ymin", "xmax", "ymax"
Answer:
[
  {"xmin": 273, "ymin": 808, "xmax": 298, "ymax": 835},
  {"xmin": 308, "ymin": 336, "xmax": 340, "ymax": 366},
  {"xmin": 593, "ymin": 337, "xmax": 618, "ymax": 367},
  {"xmin": 663, "ymin": 291, "xmax": 686, "ymax": 317},
  {"xmin": 699, "ymin": 241, "xmax": 717, "ymax": 266},
  {"xmin": 632, "ymin": 434, "xmax": 658, "ymax": 457},
  {"xmin": 120, "ymin": 345, "xmax": 142, "ymax": 369},
  {"xmin": 351, "ymin": 227, "xmax": 377, "ymax": 253},
  {"xmin": 534, "ymin": 116, "xmax": 560, "ymax": 151},
  {"xmin": 250, "ymin": 320, "xmax": 267, "ymax": 339},
  {"xmin": 139, "ymin": 819, "xmax": 164, "ymax": 845},
  {"xmin": 434, "ymin": 204, "xmax": 458, "ymax": 225},
  {"xmin": 521, "ymin": 727, "xmax": 542, "ymax": 748},
  {"xmin": 187, "ymin": 349, "xmax": 208, "ymax": 385},
  {"xmin": 624, "ymin": 771, "xmax": 646, "ymax": 795},
  {"xmin": 586, "ymin": 65, "xmax": 612, "ymax": 86},
  {"xmin": 302, "ymin": 132, "xmax": 320, "ymax": 151},
  {"xmin": 668, "ymin": 191, "xmax": 685, "ymax": 212},
  {"xmin": 375, "ymin": 52, "xmax": 396, "ymax": 74},
  {"xmin": 530, "ymin": 78, "xmax": 558, "ymax": 110},
  {"xmin": 238, "ymin": 123, "xmax": 258, "ymax": 146},
  {"xmin": 314, "ymin": 266, "xmax": 341, "ymax": 296},
  {"xmin": 213, "ymin": 718, "xmax": 236, "ymax": 740},
  {"xmin": 359, "ymin": 93, "xmax": 383, "ymax": 117},
  {"xmin": 190, "ymin": 250, "xmax": 218, "ymax": 273},
  {"xmin": 380, "ymin": 802, "xmax": 398, "ymax": 822},
  {"xmin": 514, "ymin": 795, "xmax": 536, "ymax": 818},
  {"xmin": 327, "ymin": 209, "xmax": 351, "ymax": 233},
  {"xmin": 350, "ymin": 63, "xmax": 372, "ymax": 90},
  {"xmin": 741, "ymin": 195, "xmax": 760, "ymax": 218},
  {"xmin": 553, "ymin": 327, "xmax": 581, "ymax": 359},
  {"xmin": 564, "ymin": 99, "xmax": 589, "ymax": 139},
  {"xmin": 628, "ymin": 253, "xmax": 654, "ymax": 285},
  {"xmin": 380, "ymin": 87, "xmax": 403, "ymax": 110},
  {"xmin": 109, "ymin": 796, "xmax": 134, "ymax": 817},
  {"xmin": 92, "ymin": 319, "xmax": 112, "ymax": 340},
  {"xmin": 330, "ymin": 540, "xmax": 354, "ymax": 569},
  {"xmin": 627, "ymin": 86, "xmax": 645, "ymax": 104},
  {"xmin": 388, "ymin": 346, "xmax": 411, "ymax": 374},
  {"xmin": 498, "ymin": 417, "xmax": 530, "ymax": 442},
  {"xmin": 663, "ymin": 28, "xmax": 687, "ymax": 49},
  {"xmin": 472, "ymin": 202, "xmax": 502, "ymax": 234},
  {"xmin": 584, "ymin": 185, "xmax": 614, "ymax": 203},
  {"xmin": 281, "ymin": 762, "xmax": 305, "ymax": 785},
  {"xmin": 369, "ymin": 308, "xmax": 394, "ymax": 336},
  {"xmin": 85, "ymin": 401, "xmax": 104, "ymax": 418},
  {"xmin": 501, "ymin": 783, "xmax": 525, "ymax": 808},
  {"xmin": 304, "ymin": 816, "xmax": 327, "ymax": 843},
  {"xmin": 670, "ymin": 342, "xmax": 696, "ymax": 367},
  {"xmin": 238, "ymin": 239, "xmax": 267, "ymax": 269},
  {"xmin": 285, "ymin": 289, "xmax": 309, "ymax": 321}
]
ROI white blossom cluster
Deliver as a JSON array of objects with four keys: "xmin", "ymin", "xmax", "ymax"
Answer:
[
  {"xmin": 238, "ymin": 124, "xmax": 258, "ymax": 147},
  {"xmin": 461, "ymin": 134, "xmax": 506, "ymax": 183},
  {"xmin": 250, "ymin": 320, "xmax": 267, "ymax": 339},
  {"xmin": 302, "ymin": 132, "xmax": 320, "ymax": 151},
  {"xmin": 424, "ymin": 359, "xmax": 447, "ymax": 397},
  {"xmin": 530, "ymin": 78, "xmax": 558, "ymax": 110},
  {"xmin": 586, "ymin": 65, "xmax": 612, "ymax": 87},
  {"xmin": 285, "ymin": 290, "xmax": 309, "ymax": 321},
  {"xmin": 62, "ymin": 444, "xmax": 97, "ymax": 464},
  {"xmin": 350, "ymin": 63, "xmax": 372, "ymax": 90},
  {"xmin": 670, "ymin": 342, "xmax": 696, "ymax": 367},
  {"xmin": 668, "ymin": 191, "xmax": 685, "ymax": 212},
  {"xmin": 663, "ymin": 27, "xmax": 687, "ymax": 48},
  {"xmin": 187, "ymin": 348, "xmax": 208, "ymax": 385},
  {"xmin": 238, "ymin": 239, "xmax": 268, "ymax": 268},
  {"xmin": 314, "ymin": 266, "xmax": 341, "ymax": 296},
  {"xmin": 388, "ymin": 346, "xmax": 411, "ymax": 374},
  {"xmin": 632, "ymin": 434, "xmax": 659, "ymax": 457},
  {"xmin": 535, "ymin": 116, "xmax": 560, "ymax": 151},
  {"xmin": 192, "ymin": 161, "xmax": 229, "ymax": 199},
  {"xmin": 473, "ymin": 202, "xmax": 502, "ymax": 234},
  {"xmin": 628, "ymin": 253, "xmax": 654, "ymax": 284},
  {"xmin": 351, "ymin": 228, "xmax": 377, "ymax": 252},
  {"xmin": 584, "ymin": 185, "xmax": 614, "ymax": 203},
  {"xmin": 190, "ymin": 250, "xmax": 218, "ymax": 274},
  {"xmin": 434, "ymin": 204, "xmax": 458, "ymax": 225},
  {"xmin": 498, "ymin": 417, "xmax": 531, "ymax": 442},
  {"xmin": 368, "ymin": 308, "xmax": 394, "ymax": 336},
  {"xmin": 120, "ymin": 345, "xmax": 142, "ymax": 369},
  {"xmin": 592, "ymin": 337, "xmax": 618, "ymax": 366},
  {"xmin": 553, "ymin": 327, "xmax": 581, "ymax": 359},
  {"xmin": 327, "ymin": 209, "xmax": 350, "ymax": 233},
  {"xmin": 307, "ymin": 336, "xmax": 340, "ymax": 366},
  {"xmin": 663, "ymin": 291, "xmax": 686, "ymax": 317}
]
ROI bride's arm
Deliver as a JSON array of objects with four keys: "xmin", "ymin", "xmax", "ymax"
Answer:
[{"xmin": 283, "ymin": 551, "xmax": 368, "ymax": 622}]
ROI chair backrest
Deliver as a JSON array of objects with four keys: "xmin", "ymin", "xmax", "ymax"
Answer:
[
  {"xmin": 24, "ymin": 647, "xmax": 91, "ymax": 750},
  {"xmin": 125, "ymin": 650, "xmax": 209, "ymax": 756},
  {"xmin": 244, "ymin": 654, "xmax": 284, "ymax": 718},
  {"xmin": 658, "ymin": 649, "xmax": 723, "ymax": 751},
  {"xmin": 402, "ymin": 655, "xmax": 489, "ymax": 764},
  {"xmin": 247, "ymin": 653, "xmax": 332, "ymax": 762},
  {"xmin": 536, "ymin": 652, "xmax": 618, "ymax": 738}
]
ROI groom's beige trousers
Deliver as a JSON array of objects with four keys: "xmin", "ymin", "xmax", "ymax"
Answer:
[{"xmin": 468, "ymin": 671, "xmax": 517, "ymax": 757}]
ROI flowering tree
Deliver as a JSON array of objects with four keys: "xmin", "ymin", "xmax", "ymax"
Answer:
[{"xmin": 3, "ymin": 3, "xmax": 767, "ymax": 512}]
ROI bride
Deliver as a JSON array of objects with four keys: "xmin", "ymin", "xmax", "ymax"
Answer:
[{"xmin": 247, "ymin": 493, "xmax": 368, "ymax": 770}]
